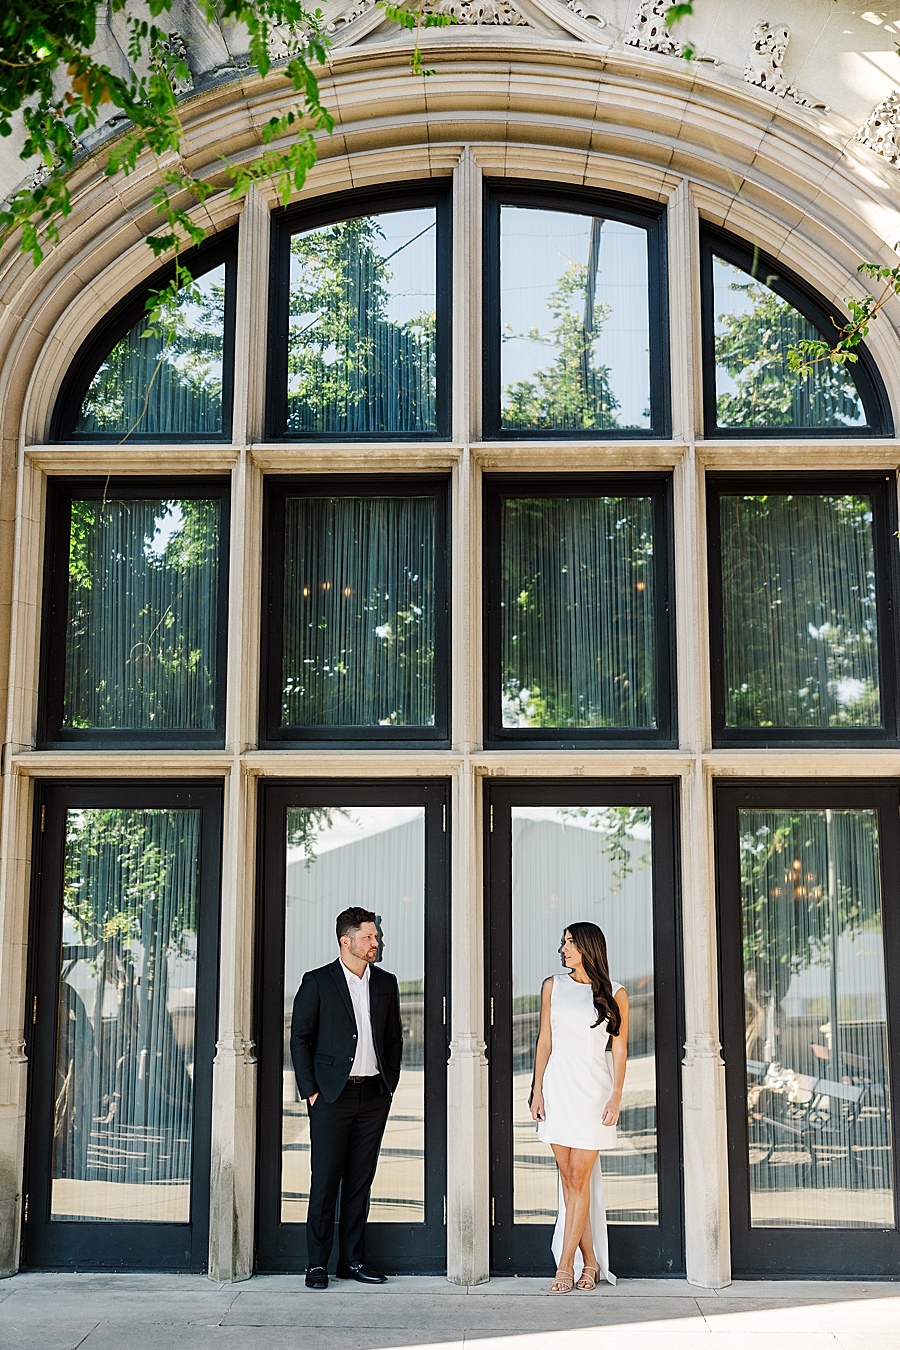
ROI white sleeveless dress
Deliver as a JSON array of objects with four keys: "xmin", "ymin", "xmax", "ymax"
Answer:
[{"xmin": 536, "ymin": 971, "xmax": 623, "ymax": 1286}]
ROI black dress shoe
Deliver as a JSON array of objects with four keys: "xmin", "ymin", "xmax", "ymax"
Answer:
[
  {"xmin": 305, "ymin": 1265, "xmax": 329, "ymax": 1289},
  {"xmin": 336, "ymin": 1260, "xmax": 387, "ymax": 1284}
]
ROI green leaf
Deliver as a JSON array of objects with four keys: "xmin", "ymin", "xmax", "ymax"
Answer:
[{"xmin": 381, "ymin": 3, "xmax": 419, "ymax": 29}]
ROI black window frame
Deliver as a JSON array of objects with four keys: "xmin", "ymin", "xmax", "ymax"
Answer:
[
  {"xmin": 700, "ymin": 225, "xmax": 894, "ymax": 439},
  {"xmin": 38, "ymin": 476, "xmax": 231, "ymax": 750},
  {"xmin": 483, "ymin": 473, "xmax": 676, "ymax": 749},
  {"xmin": 255, "ymin": 777, "xmax": 451, "ymax": 1273},
  {"xmin": 485, "ymin": 778, "xmax": 685, "ymax": 1277},
  {"xmin": 266, "ymin": 182, "xmax": 452, "ymax": 442},
  {"xmin": 50, "ymin": 231, "xmax": 238, "ymax": 444},
  {"xmin": 482, "ymin": 180, "xmax": 671, "ymax": 441},
  {"xmin": 260, "ymin": 473, "xmax": 451, "ymax": 748},
  {"xmin": 715, "ymin": 779, "xmax": 900, "ymax": 1277},
  {"xmin": 707, "ymin": 472, "xmax": 899, "ymax": 749},
  {"xmin": 23, "ymin": 779, "xmax": 223, "ymax": 1271}
]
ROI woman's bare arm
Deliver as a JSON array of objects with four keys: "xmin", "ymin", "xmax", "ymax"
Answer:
[
  {"xmin": 529, "ymin": 977, "xmax": 553, "ymax": 1122},
  {"xmin": 602, "ymin": 987, "xmax": 629, "ymax": 1127}
]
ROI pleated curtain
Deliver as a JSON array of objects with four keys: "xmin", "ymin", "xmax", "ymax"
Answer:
[
  {"xmin": 63, "ymin": 497, "xmax": 220, "ymax": 731},
  {"xmin": 500, "ymin": 495, "xmax": 656, "ymax": 729},
  {"xmin": 282, "ymin": 496, "xmax": 435, "ymax": 727},
  {"xmin": 740, "ymin": 808, "xmax": 893, "ymax": 1229},
  {"xmin": 713, "ymin": 257, "xmax": 866, "ymax": 429},
  {"xmin": 287, "ymin": 214, "xmax": 437, "ymax": 436},
  {"xmin": 720, "ymin": 494, "xmax": 880, "ymax": 729},
  {"xmin": 75, "ymin": 265, "xmax": 226, "ymax": 438},
  {"xmin": 53, "ymin": 807, "xmax": 200, "ymax": 1223}
]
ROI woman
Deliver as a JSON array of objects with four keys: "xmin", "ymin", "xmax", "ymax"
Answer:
[{"xmin": 530, "ymin": 921, "xmax": 628, "ymax": 1293}]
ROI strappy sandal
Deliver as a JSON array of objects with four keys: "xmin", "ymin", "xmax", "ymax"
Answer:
[
  {"xmin": 550, "ymin": 1267, "xmax": 574, "ymax": 1293},
  {"xmin": 576, "ymin": 1264, "xmax": 599, "ymax": 1290}
]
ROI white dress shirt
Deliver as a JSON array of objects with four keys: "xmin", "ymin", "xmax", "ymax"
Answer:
[{"xmin": 341, "ymin": 958, "xmax": 379, "ymax": 1077}]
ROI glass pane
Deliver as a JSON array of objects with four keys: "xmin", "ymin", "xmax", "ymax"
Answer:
[
  {"xmin": 287, "ymin": 209, "xmax": 437, "ymax": 435},
  {"xmin": 740, "ymin": 809, "xmax": 894, "ymax": 1228},
  {"xmin": 500, "ymin": 496, "xmax": 656, "ymax": 729},
  {"xmin": 512, "ymin": 806, "xmax": 658, "ymax": 1225},
  {"xmin": 720, "ymin": 494, "xmax": 880, "ymax": 729},
  {"xmin": 281, "ymin": 496, "xmax": 435, "ymax": 728},
  {"xmin": 500, "ymin": 207, "xmax": 651, "ymax": 432},
  {"xmin": 713, "ymin": 256, "xmax": 866, "ymax": 429},
  {"xmin": 75, "ymin": 265, "xmax": 226, "ymax": 437},
  {"xmin": 63, "ymin": 497, "xmax": 220, "ymax": 732},
  {"xmin": 282, "ymin": 807, "xmax": 426, "ymax": 1224},
  {"xmin": 52, "ymin": 807, "xmax": 199, "ymax": 1223}
]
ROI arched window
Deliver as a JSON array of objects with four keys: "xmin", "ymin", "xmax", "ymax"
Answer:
[
  {"xmin": 701, "ymin": 228, "xmax": 892, "ymax": 437},
  {"xmin": 482, "ymin": 183, "xmax": 670, "ymax": 439},
  {"xmin": 51, "ymin": 235, "xmax": 236, "ymax": 442},
  {"xmin": 266, "ymin": 184, "xmax": 451, "ymax": 440}
]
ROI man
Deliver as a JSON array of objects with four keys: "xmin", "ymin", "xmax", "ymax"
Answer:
[{"xmin": 290, "ymin": 906, "xmax": 403, "ymax": 1290}]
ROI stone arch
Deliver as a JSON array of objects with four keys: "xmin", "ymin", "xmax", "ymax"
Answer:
[{"xmin": 2, "ymin": 43, "xmax": 899, "ymax": 444}]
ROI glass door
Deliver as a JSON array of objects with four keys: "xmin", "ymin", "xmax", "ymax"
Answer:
[
  {"xmin": 257, "ymin": 781, "xmax": 449, "ymax": 1272},
  {"xmin": 24, "ymin": 783, "xmax": 222, "ymax": 1269},
  {"xmin": 717, "ymin": 783, "xmax": 900, "ymax": 1275},
  {"xmin": 486, "ymin": 781, "xmax": 684, "ymax": 1275}
]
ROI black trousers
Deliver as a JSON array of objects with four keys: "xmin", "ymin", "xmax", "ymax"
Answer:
[{"xmin": 306, "ymin": 1076, "xmax": 391, "ymax": 1269}]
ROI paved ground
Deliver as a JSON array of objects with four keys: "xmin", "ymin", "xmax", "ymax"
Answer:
[{"xmin": 0, "ymin": 1273, "xmax": 898, "ymax": 1350}]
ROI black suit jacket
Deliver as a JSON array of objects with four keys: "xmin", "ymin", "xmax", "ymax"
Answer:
[{"xmin": 290, "ymin": 959, "xmax": 403, "ymax": 1103}]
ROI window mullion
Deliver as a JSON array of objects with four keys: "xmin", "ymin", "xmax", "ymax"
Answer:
[
  {"xmin": 452, "ymin": 148, "xmax": 483, "ymax": 446},
  {"xmin": 233, "ymin": 184, "xmax": 271, "ymax": 448},
  {"xmin": 667, "ymin": 178, "xmax": 702, "ymax": 445}
]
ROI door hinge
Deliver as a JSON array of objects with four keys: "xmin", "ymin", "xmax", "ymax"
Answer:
[
  {"xmin": 491, "ymin": 1197, "xmax": 495, "ymax": 1226},
  {"xmin": 443, "ymin": 996, "xmax": 447, "ymax": 1026},
  {"xmin": 40, "ymin": 805, "xmax": 45, "ymax": 833},
  {"xmin": 490, "ymin": 997, "xmax": 495, "ymax": 1026},
  {"xmin": 32, "ymin": 996, "xmax": 37, "ymax": 1025},
  {"xmin": 489, "ymin": 804, "xmax": 494, "ymax": 832},
  {"xmin": 442, "ymin": 804, "xmax": 447, "ymax": 833}
]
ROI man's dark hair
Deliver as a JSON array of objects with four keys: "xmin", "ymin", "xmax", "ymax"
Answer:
[{"xmin": 336, "ymin": 906, "xmax": 377, "ymax": 943}]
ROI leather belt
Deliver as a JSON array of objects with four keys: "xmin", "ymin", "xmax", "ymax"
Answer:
[{"xmin": 348, "ymin": 1074, "xmax": 378, "ymax": 1083}]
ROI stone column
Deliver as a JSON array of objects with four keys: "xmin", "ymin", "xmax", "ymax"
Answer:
[
  {"xmin": 0, "ymin": 457, "xmax": 44, "ymax": 1276},
  {"xmin": 208, "ymin": 186, "xmax": 267, "ymax": 1282},
  {"xmin": 446, "ymin": 761, "xmax": 490, "ymax": 1285},
  {"xmin": 208, "ymin": 759, "xmax": 258, "ymax": 1283},
  {"xmin": 669, "ymin": 178, "xmax": 731, "ymax": 1289},
  {"xmin": 446, "ymin": 148, "xmax": 490, "ymax": 1286},
  {"xmin": 0, "ymin": 764, "xmax": 32, "ymax": 1276}
]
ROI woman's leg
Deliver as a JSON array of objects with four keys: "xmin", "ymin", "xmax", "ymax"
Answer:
[
  {"xmin": 555, "ymin": 1156, "xmax": 596, "ymax": 1263},
  {"xmin": 551, "ymin": 1145, "xmax": 599, "ymax": 1275},
  {"xmin": 577, "ymin": 1212, "xmax": 598, "ymax": 1270},
  {"xmin": 549, "ymin": 1146, "xmax": 573, "ymax": 1290}
]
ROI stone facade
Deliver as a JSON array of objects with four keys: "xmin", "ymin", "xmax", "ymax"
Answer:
[{"xmin": 1, "ymin": 0, "xmax": 900, "ymax": 1291}]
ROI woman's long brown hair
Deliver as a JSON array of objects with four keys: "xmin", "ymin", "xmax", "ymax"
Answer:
[{"xmin": 562, "ymin": 921, "xmax": 622, "ymax": 1036}]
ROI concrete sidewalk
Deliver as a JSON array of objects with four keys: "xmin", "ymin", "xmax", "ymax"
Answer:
[{"xmin": 0, "ymin": 1273, "xmax": 898, "ymax": 1350}]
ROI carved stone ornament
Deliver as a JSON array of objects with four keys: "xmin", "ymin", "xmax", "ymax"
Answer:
[
  {"xmin": 328, "ymin": 0, "xmax": 529, "ymax": 28},
  {"xmin": 624, "ymin": 0, "xmax": 683, "ymax": 56},
  {"xmin": 268, "ymin": 21, "xmax": 315, "ymax": 55},
  {"xmin": 151, "ymin": 31, "xmax": 194, "ymax": 94},
  {"xmin": 744, "ymin": 21, "xmax": 827, "ymax": 111},
  {"xmin": 563, "ymin": 0, "xmax": 606, "ymax": 28},
  {"xmin": 327, "ymin": 0, "xmax": 375, "ymax": 32},
  {"xmin": 855, "ymin": 92, "xmax": 900, "ymax": 168},
  {"xmin": 423, "ymin": 0, "xmax": 530, "ymax": 24},
  {"xmin": 28, "ymin": 119, "xmax": 83, "ymax": 189}
]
